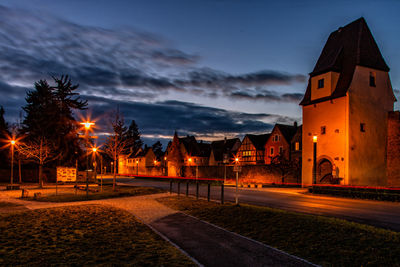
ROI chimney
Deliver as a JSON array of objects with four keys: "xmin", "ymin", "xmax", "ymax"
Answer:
[
  {"xmin": 224, "ymin": 137, "xmax": 227, "ymax": 144},
  {"xmin": 294, "ymin": 121, "xmax": 298, "ymax": 128}
]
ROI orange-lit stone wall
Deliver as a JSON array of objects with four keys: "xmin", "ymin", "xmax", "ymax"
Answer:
[
  {"xmin": 347, "ymin": 66, "xmax": 395, "ymax": 186},
  {"xmin": 387, "ymin": 111, "xmax": 400, "ymax": 187},
  {"xmin": 302, "ymin": 96, "xmax": 348, "ymax": 186}
]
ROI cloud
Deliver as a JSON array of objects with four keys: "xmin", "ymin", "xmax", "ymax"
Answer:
[
  {"xmin": 0, "ymin": 4, "xmax": 305, "ymax": 105},
  {"xmin": 81, "ymin": 96, "xmax": 296, "ymax": 143}
]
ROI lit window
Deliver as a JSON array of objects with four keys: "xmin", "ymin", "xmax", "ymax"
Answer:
[
  {"xmin": 270, "ymin": 147, "xmax": 274, "ymax": 156},
  {"xmin": 360, "ymin": 123, "xmax": 366, "ymax": 132},
  {"xmin": 321, "ymin": 126, "xmax": 326, "ymax": 135},
  {"xmin": 318, "ymin": 78, "xmax": 324, "ymax": 89},
  {"xmin": 295, "ymin": 142, "xmax": 300, "ymax": 151},
  {"xmin": 369, "ymin": 72, "xmax": 376, "ymax": 87}
]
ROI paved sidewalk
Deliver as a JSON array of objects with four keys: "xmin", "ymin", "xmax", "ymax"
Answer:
[{"xmin": 0, "ymin": 190, "xmax": 315, "ymax": 267}]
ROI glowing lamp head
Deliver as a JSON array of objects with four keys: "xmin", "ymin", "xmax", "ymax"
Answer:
[
  {"xmin": 188, "ymin": 158, "xmax": 192, "ymax": 163},
  {"xmin": 164, "ymin": 157, "xmax": 167, "ymax": 161},
  {"xmin": 136, "ymin": 160, "xmax": 139, "ymax": 164},
  {"xmin": 235, "ymin": 157, "xmax": 239, "ymax": 162},
  {"xmin": 92, "ymin": 148, "xmax": 97, "ymax": 152},
  {"xmin": 313, "ymin": 136, "xmax": 318, "ymax": 143},
  {"xmin": 10, "ymin": 140, "xmax": 16, "ymax": 145},
  {"xmin": 154, "ymin": 160, "xmax": 157, "ymax": 164},
  {"xmin": 81, "ymin": 121, "xmax": 94, "ymax": 130}
]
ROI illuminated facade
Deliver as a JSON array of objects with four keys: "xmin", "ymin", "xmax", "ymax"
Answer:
[
  {"xmin": 300, "ymin": 18, "xmax": 396, "ymax": 186},
  {"xmin": 264, "ymin": 123, "xmax": 298, "ymax": 164},
  {"xmin": 236, "ymin": 134, "xmax": 269, "ymax": 165}
]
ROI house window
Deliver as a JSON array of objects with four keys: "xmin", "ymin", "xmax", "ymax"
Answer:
[
  {"xmin": 279, "ymin": 146, "xmax": 283, "ymax": 154},
  {"xmin": 274, "ymin": 135, "xmax": 281, "ymax": 142},
  {"xmin": 360, "ymin": 123, "xmax": 366, "ymax": 132},
  {"xmin": 270, "ymin": 147, "xmax": 274, "ymax": 156},
  {"xmin": 369, "ymin": 72, "xmax": 376, "ymax": 87},
  {"xmin": 318, "ymin": 78, "xmax": 324, "ymax": 89},
  {"xmin": 321, "ymin": 126, "xmax": 326, "ymax": 135},
  {"xmin": 295, "ymin": 142, "xmax": 300, "ymax": 151}
]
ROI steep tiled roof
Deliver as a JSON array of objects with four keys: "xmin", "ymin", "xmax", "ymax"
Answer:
[
  {"xmin": 247, "ymin": 134, "xmax": 270, "ymax": 150},
  {"xmin": 211, "ymin": 138, "xmax": 240, "ymax": 161},
  {"xmin": 179, "ymin": 135, "xmax": 210, "ymax": 157},
  {"xmin": 275, "ymin": 124, "xmax": 298, "ymax": 143},
  {"xmin": 300, "ymin": 17, "xmax": 390, "ymax": 106}
]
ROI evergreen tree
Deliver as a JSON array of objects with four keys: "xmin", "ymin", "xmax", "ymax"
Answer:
[
  {"xmin": 52, "ymin": 75, "xmax": 87, "ymax": 165},
  {"xmin": 0, "ymin": 106, "xmax": 9, "ymax": 168},
  {"xmin": 125, "ymin": 120, "xmax": 143, "ymax": 153},
  {"xmin": 22, "ymin": 80, "xmax": 57, "ymax": 139}
]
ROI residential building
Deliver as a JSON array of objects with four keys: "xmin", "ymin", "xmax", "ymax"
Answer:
[
  {"xmin": 290, "ymin": 125, "xmax": 302, "ymax": 164},
  {"xmin": 264, "ymin": 123, "xmax": 298, "ymax": 164},
  {"xmin": 209, "ymin": 138, "xmax": 241, "ymax": 166},
  {"xmin": 236, "ymin": 134, "xmax": 270, "ymax": 165},
  {"xmin": 165, "ymin": 132, "xmax": 211, "ymax": 176}
]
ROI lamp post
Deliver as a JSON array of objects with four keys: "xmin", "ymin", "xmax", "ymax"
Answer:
[
  {"xmin": 313, "ymin": 135, "xmax": 317, "ymax": 185},
  {"xmin": 235, "ymin": 157, "xmax": 239, "ymax": 204},
  {"xmin": 92, "ymin": 147, "xmax": 97, "ymax": 183},
  {"xmin": 136, "ymin": 160, "xmax": 139, "ymax": 176},
  {"xmin": 10, "ymin": 140, "xmax": 16, "ymax": 186},
  {"xmin": 80, "ymin": 121, "xmax": 95, "ymax": 198},
  {"xmin": 164, "ymin": 156, "xmax": 167, "ymax": 176}
]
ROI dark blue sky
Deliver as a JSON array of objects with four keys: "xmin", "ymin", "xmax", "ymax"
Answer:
[{"xmin": 1, "ymin": 0, "xmax": 399, "ymax": 146}]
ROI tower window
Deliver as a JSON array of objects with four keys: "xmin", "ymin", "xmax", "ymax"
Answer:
[
  {"xmin": 318, "ymin": 79, "xmax": 324, "ymax": 89},
  {"xmin": 321, "ymin": 126, "xmax": 326, "ymax": 135},
  {"xmin": 270, "ymin": 147, "xmax": 274, "ymax": 156},
  {"xmin": 295, "ymin": 142, "xmax": 300, "ymax": 151},
  {"xmin": 369, "ymin": 72, "xmax": 376, "ymax": 87},
  {"xmin": 360, "ymin": 123, "xmax": 366, "ymax": 132}
]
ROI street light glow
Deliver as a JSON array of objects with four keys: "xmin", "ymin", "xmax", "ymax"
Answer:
[
  {"xmin": 80, "ymin": 121, "xmax": 95, "ymax": 130},
  {"xmin": 92, "ymin": 147, "xmax": 97, "ymax": 152},
  {"xmin": 188, "ymin": 158, "xmax": 192, "ymax": 163},
  {"xmin": 313, "ymin": 135, "xmax": 318, "ymax": 143},
  {"xmin": 235, "ymin": 157, "xmax": 239, "ymax": 162},
  {"xmin": 10, "ymin": 140, "xmax": 16, "ymax": 145}
]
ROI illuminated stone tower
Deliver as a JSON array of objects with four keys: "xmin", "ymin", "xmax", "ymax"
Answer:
[{"xmin": 300, "ymin": 18, "xmax": 396, "ymax": 186}]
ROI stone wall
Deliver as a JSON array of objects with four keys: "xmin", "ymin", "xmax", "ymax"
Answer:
[
  {"xmin": 387, "ymin": 111, "xmax": 400, "ymax": 187},
  {"xmin": 182, "ymin": 165, "xmax": 301, "ymax": 185}
]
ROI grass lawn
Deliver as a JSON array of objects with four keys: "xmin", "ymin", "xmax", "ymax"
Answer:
[
  {"xmin": 158, "ymin": 196, "xmax": 400, "ymax": 266},
  {"xmin": 0, "ymin": 205, "xmax": 195, "ymax": 266},
  {"xmin": 0, "ymin": 202, "xmax": 29, "ymax": 213},
  {"xmin": 26, "ymin": 185, "xmax": 165, "ymax": 202}
]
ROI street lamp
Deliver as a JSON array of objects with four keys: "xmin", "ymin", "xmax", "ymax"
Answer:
[
  {"xmin": 313, "ymin": 135, "xmax": 317, "ymax": 185},
  {"xmin": 10, "ymin": 139, "xmax": 16, "ymax": 186},
  {"xmin": 92, "ymin": 147, "xmax": 98, "ymax": 183},
  {"xmin": 235, "ymin": 157, "xmax": 240, "ymax": 204},
  {"xmin": 136, "ymin": 160, "xmax": 139, "ymax": 176},
  {"xmin": 79, "ymin": 120, "xmax": 95, "ymax": 198}
]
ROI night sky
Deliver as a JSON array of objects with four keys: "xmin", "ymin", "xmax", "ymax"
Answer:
[{"xmin": 1, "ymin": 0, "xmax": 399, "ymax": 146}]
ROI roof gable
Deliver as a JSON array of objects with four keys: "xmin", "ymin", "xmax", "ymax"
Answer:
[
  {"xmin": 246, "ymin": 134, "xmax": 270, "ymax": 150},
  {"xmin": 300, "ymin": 17, "xmax": 389, "ymax": 106}
]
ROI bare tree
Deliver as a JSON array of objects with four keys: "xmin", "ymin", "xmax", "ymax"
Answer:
[
  {"xmin": 103, "ymin": 111, "xmax": 132, "ymax": 191},
  {"xmin": 17, "ymin": 137, "xmax": 59, "ymax": 188}
]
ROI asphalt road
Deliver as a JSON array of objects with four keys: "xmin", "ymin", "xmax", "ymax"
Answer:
[{"xmin": 113, "ymin": 177, "xmax": 400, "ymax": 232}]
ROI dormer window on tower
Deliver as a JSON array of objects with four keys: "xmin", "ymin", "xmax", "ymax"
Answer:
[
  {"xmin": 369, "ymin": 72, "xmax": 376, "ymax": 87},
  {"xmin": 318, "ymin": 79, "xmax": 324, "ymax": 89}
]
